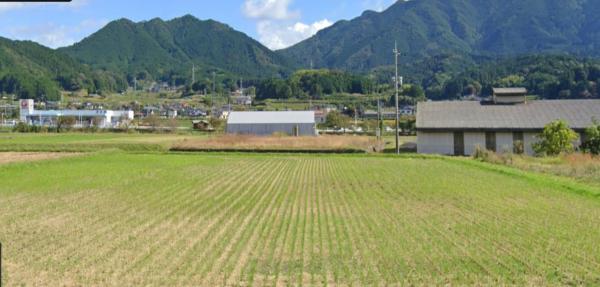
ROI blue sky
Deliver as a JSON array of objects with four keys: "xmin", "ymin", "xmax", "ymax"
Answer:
[{"xmin": 0, "ymin": 0, "xmax": 396, "ymax": 50}]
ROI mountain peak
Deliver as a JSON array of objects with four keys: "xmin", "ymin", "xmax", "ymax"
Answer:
[{"xmin": 60, "ymin": 15, "xmax": 291, "ymax": 79}]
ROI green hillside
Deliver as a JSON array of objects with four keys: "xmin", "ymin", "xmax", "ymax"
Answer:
[
  {"xmin": 60, "ymin": 15, "xmax": 292, "ymax": 83},
  {"xmin": 0, "ymin": 37, "xmax": 126, "ymax": 100},
  {"xmin": 280, "ymin": 0, "xmax": 600, "ymax": 72}
]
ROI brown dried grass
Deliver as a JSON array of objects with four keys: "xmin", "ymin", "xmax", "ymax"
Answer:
[
  {"xmin": 0, "ymin": 152, "xmax": 81, "ymax": 165},
  {"xmin": 172, "ymin": 135, "xmax": 384, "ymax": 153},
  {"xmin": 475, "ymin": 150, "xmax": 600, "ymax": 187}
]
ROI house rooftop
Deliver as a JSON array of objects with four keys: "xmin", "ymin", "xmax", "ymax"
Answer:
[
  {"xmin": 417, "ymin": 100, "xmax": 600, "ymax": 131},
  {"xmin": 492, "ymin": 87, "xmax": 527, "ymax": 94},
  {"xmin": 228, "ymin": 111, "xmax": 315, "ymax": 124}
]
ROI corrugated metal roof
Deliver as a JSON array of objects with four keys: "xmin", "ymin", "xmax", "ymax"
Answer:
[
  {"xmin": 493, "ymin": 87, "xmax": 527, "ymax": 94},
  {"xmin": 228, "ymin": 111, "xmax": 315, "ymax": 124},
  {"xmin": 417, "ymin": 100, "xmax": 600, "ymax": 130}
]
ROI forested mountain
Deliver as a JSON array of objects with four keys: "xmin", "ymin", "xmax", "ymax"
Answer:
[
  {"xmin": 2, "ymin": 0, "xmax": 600, "ymax": 101},
  {"xmin": 280, "ymin": 0, "xmax": 600, "ymax": 72},
  {"xmin": 434, "ymin": 55, "xmax": 600, "ymax": 100},
  {"xmin": 0, "ymin": 37, "xmax": 125, "ymax": 100},
  {"xmin": 60, "ymin": 15, "xmax": 292, "ymax": 84}
]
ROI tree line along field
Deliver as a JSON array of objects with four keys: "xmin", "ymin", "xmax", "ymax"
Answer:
[{"xmin": 1, "ymin": 153, "xmax": 600, "ymax": 285}]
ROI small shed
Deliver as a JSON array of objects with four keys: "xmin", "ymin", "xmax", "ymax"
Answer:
[
  {"xmin": 492, "ymin": 87, "xmax": 527, "ymax": 104},
  {"xmin": 227, "ymin": 111, "xmax": 316, "ymax": 136}
]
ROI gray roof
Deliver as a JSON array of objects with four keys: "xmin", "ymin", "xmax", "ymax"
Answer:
[
  {"xmin": 493, "ymin": 87, "xmax": 527, "ymax": 94},
  {"xmin": 228, "ymin": 111, "xmax": 315, "ymax": 124},
  {"xmin": 417, "ymin": 100, "xmax": 600, "ymax": 131}
]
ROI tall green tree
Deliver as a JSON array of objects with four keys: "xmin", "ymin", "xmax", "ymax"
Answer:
[
  {"xmin": 582, "ymin": 121, "xmax": 600, "ymax": 155},
  {"xmin": 533, "ymin": 120, "xmax": 579, "ymax": 156}
]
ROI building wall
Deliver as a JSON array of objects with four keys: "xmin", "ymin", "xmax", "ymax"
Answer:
[
  {"xmin": 494, "ymin": 95, "xmax": 526, "ymax": 104},
  {"xmin": 464, "ymin": 132, "xmax": 485, "ymax": 155},
  {"xmin": 496, "ymin": 132, "xmax": 514, "ymax": 153},
  {"xmin": 417, "ymin": 131, "xmax": 454, "ymax": 155},
  {"xmin": 524, "ymin": 132, "xmax": 540, "ymax": 155},
  {"xmin": 417, "ymin": 130, "xmax": 546, "ymax": 156},
  {"xmin": 227, "ymin": 123, "xmax": 316, "ymax": 136}
]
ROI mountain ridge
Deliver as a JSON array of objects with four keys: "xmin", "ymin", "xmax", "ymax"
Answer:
[
  {"xmin": 60, "ymin": 15, "xmax": 292, "ymax": 82},
  {"xmin": 279, "ymin": 0, "xmax": 600, "ymax": 72}
]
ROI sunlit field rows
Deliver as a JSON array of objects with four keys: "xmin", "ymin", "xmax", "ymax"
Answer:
[{"xmin": 1, "ymin": 153, "xmax": 600, "ymax": 285}]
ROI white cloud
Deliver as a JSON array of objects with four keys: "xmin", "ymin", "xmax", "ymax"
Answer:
[
  {"xmin": 7, "ymin": 19, "xmax": 108, "ymax": 48},
  {"xmin": 257, "ymin": 19, "xmax": 333, "ymax": 50},
  {"xmin": 243, "ymin": 0, "xmax": 299, "ymax": 20},
  {"xmin": 243, "ymin": 0, "xmax": 333, "ymax": 49}
]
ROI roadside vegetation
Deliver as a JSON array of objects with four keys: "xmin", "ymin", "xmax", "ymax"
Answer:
[
  {"xmin": 171, "ymin": 134, "xmax": 385, "ymax": 153},
  {"xmin": 475, "ymin": 120, "xmax": 600, "ymax": 188}
]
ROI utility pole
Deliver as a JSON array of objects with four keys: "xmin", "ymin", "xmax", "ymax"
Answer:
[
  {"xmin": 377, "ymin": 99, "xmax": 381, "ymax": 141},
  {"xmin": 393, "ymin": 41, "xmax": 401, "ymax": 155},
  {"xmin": 211, "ymin": 71, "xmax": 216, "ymax": 114},
  {"xmin": 133, "ymin": 77, "xmax": 137, "ymax": 93},
  {"xmin": 192, "ymin": 64, "xmax": 196, "ymax": 84}
]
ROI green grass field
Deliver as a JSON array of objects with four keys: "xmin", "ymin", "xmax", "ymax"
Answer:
[{"xmin": 2, "ymin": 152, "xmax": 600, "ymax": 285}]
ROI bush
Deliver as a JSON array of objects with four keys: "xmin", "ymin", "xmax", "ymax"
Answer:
[
  {"xmin": 582, "ymin": 122, "xmax": 600, "ymax": 155},
  {"xmin": 473, "ymin": 145, "xmax": 514, "ymax": 165},
  {"xmin": 533, "ymin": 120, "xmax": 579, "ymax": 156},
  {"xmin": 57, "ymin": 116, "xmax": 76, "ymax": 132},
  {"xmin": 324, "ymin": 111, "xmax": 350, "ymax": 128},
  {"xmin": 513, "ymin": 140, "xmax": 524, "ymax": 155},
  {"xmin": 13, "ymin": 122, "xmax": 41, "ymax": 133}
]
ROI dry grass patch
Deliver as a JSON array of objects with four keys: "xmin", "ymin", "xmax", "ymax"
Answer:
[
  {"xmin": 172, "ymin": 135, "xmax": 383, "ymax": 153},
  {"xmin": 0, "ymin": 152, "xmax": 81, "ymax": 165},
  {"xmin": 474, "ymin": 150, "xmax": 600, "ymax": 187}
]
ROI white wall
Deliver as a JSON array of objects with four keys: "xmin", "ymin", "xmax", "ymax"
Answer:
[
  {"xmin": 417, "ymin": 131, "xmax": 454, "ymax": 155},
  {"xmin": 464, "ymin": 132, "xmax": 485, "ymax": 155},
  {"xmin": 524, "ymin": 132, "xmax": 540, "ymax": 155},
  {"xmin": 417, "ymin": 130, "xmax": 582, "ymax": 156},
  {"xmin": 496, "ymin": 132, "xmax": 513, "ymax": 153}
]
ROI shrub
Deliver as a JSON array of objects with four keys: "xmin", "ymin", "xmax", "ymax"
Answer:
[
  {"xmin": 473, "ymin": 145, "xmax": 514, "ymax": 165},
  {"xmin": 13, "ymin": 122, "xmax": 41, "ymax": 133},
  {"xmin": 57, "ymin": 116, "xmax": 76, "ymax": 132},
  {"xmin": 582, "ymin": 122, "xmax": 600, "ymax": 155},
  {"xmin": 325, "ymin": 111, "xmax": 350, "ymax": 128},
  {"xmin": 513, "ymin": 140, "xmax": 525, "ymax": 155},
  {"xmin": 533, "ymin": 120, "xmax": 579, "ymax": 156}
]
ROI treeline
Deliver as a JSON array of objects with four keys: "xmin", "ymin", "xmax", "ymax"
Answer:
[
  {"xmin": 256, "ymin": 70, "xmax": 375, "ymax": 100},
  {"xmin": 0, "ymin": 37, "xmax": 127, "ymax": 101},
  {"xmin": 428, "ymin": 55, "xmax": 600, "ymax": 100},
  {"xmin": 0, "ymin": 71, "xmax": 127, "ymax": 101}
]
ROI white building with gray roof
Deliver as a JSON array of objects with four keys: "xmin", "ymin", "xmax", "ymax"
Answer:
[
  {"xmin": 226, "ymin": 111, "xmax": 316, "ymax": 136},
  {"xmin": 417, "ymin": 90, "xmax": 600, "ymax": 155},
  {"xmin": 19, "ymin": 99, "xmax": 133, "ymax": 128}
]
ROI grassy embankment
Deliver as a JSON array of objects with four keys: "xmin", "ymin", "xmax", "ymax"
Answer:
[
  {"xmin": 474, "ymin": 151, "xmax": 600, "ymax": 189},
  {"xmin": 0, "ymin": 132, "xmax": 415, "ymax": 153},
  {"xmin": 0, "ymin": 133, "xmax": 197, "ymax": 152}
]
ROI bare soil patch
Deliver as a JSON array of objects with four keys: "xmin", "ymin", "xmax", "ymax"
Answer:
[
  {"xmin": 171, "ymin": 135, "xmax": 383, "ymax": 153},
  {"xmin": 0, "ymin": 152, "xmax": 81, "ymax": 165}
]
